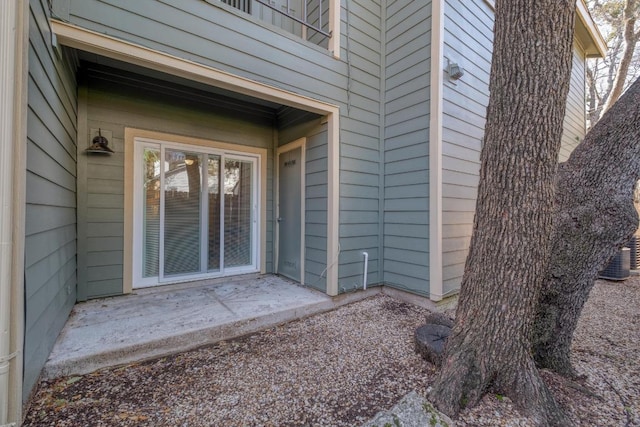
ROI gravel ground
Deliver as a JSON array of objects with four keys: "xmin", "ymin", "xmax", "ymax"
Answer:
[{"xmin": 24, "ymin": 278, "xmax": 639, "ymax": 426}]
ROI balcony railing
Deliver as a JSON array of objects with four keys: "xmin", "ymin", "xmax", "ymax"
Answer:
[{"xmin": 219, "ymin": 0, "xmax": 331, "ymax": 48}]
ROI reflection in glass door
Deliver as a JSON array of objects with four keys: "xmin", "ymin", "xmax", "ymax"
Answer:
[
  {"xmin": 224, "ymin": 159, "xmax": 253, "ymax": 268},
  {"xmin": 163, "ymin": 149, "xmax": 202, "ymax": 276},
  {"xmin": 135, "ymin": 140, "xmax": 258, "ymax": 288},
  {"xmin": 208, "ymin": 155, "xmax": 221, "ymax": 272}
]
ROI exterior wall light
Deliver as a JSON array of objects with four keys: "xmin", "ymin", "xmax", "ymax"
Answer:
[
  {"xmin": 447, "ymin": 60, "xmax": 465, "ymax": 81},
  {"xmin": 86, "ymin": 128, "xmax": 114, "ymax": 154}
]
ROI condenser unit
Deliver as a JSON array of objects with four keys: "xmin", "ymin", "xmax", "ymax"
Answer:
[
  {"xmin": 627, "ymin": 235, "xmax": 640, "ymax": 270},
  {"xmin": 599, "ymin": 247, "xmax": 631, "ymax": 281}
]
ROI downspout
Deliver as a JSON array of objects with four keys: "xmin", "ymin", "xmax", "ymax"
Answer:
[
  {"xmin": 0, "ymin": 0, "xmax": 27, "ymax": 424},
  {"xmin": 362, "ymin": 252, "xmax": 368, "ymax": 290}
]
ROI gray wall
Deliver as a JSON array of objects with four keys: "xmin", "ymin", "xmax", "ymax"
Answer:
[
  {"xmin": 440, "ymin": 0, "xmax": 590, "ymax": 296},
  {"xmin": 382, "ymin": 0, "xmax": 432, "ymax": 296},
  {"xmin": 337, "ymin": 0, "xmax": 383, "ymax": 289},
  {"xmin": 78, "ymin": 65, "xmax": 276, "ymax": 299},
  {"xmin": 276, "ymin": 109, "xmax": 329, "ymax": 291},
  {"xmin": 441, "ymin": 0, "xmax": 493, "ymax": 295},
  {"xmin": 25, "ymin": 0, "xmax": 78, "ymax": 399},
  {"xmin": 57, "ymin": 0, "xmax": 385, "ymax": 293}
]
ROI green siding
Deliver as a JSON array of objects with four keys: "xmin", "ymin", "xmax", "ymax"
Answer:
[
  {"xmin": 59, "ymin": 0, "xmax": 386, "ymax": 293},
  {"xmin": 440, "ymin": 0, "xmax": 493, "ymax": 296},
  {"xmin": 276, "ymin": 109, "xmax": 328, "ymax": 290},
  {"xmin": 78, "ymin": 65, "xmax": 276, "ymax": 299},
  {"xmin": 441, "ymin": 0, "xmax": 589, "ymax": 296},
  {"xmin": 24, "ymin": 0, "xmax": 78, "ymax": 400},
  {"xmin": 383, "ymin": 0, "xmax": 431, "ymax": 296},
  {"xmin": 304, "ymin": 127, "xmax": 329, "ymax": 291},
  {"xmin": 337, "ymin": 0, "xmax": 382, "ymax": 288}
]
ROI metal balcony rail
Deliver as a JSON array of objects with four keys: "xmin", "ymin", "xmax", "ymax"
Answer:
[{"xmin": 220, "ymin": 0, "xmax": 331, "ymax": 39}]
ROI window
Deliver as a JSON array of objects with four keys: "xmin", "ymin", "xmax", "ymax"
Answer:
[{"xmin": 135, "ymin": 139, "xmax": 259, "ymax": 287}]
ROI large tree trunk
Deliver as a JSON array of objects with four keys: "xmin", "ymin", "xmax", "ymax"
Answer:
[
  {"xmin": 429, "ymin": 1, "xmax": 576, "ymax": 425},
  {"xmin": 533, "ymin": 77, "xmax": 640, "ymax": 376}
]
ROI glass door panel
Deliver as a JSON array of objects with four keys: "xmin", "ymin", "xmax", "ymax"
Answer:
[
  {"xmin": 163, "ymin": 149, "xmax": 202, "ymax": 276},
  {"xmin": 224, "ymin": 158, "xmax": 253, "ymax": 268},
  {"xmin": 135, "ymin": 140, "xmax": 259, "ymax": 287},
  {"xmin": 143, "ymin": 148, "xmax": 161, "ymax": 278},
  {"xmin": 208, "ymin": 155, "xmax": 221, "ymax": 271}
]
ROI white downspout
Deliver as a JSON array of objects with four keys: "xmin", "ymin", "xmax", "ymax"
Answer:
[
  {"xmin": 362, "ymin": 252, "xmax": 368, "ymax": 290},
  {"xmin": 1, "ymin": 0, "xmax": 27, "ymax": 424}
]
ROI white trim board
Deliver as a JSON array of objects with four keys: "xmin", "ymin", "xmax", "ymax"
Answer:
[{"xmin": 429, "ymin": 0, "xmax": 445, "ymax": 302}]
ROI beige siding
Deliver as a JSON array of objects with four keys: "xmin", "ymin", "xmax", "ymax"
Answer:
[{"xmin": 559, "ymin": 46, "xmax": 586, "ymax": 162}]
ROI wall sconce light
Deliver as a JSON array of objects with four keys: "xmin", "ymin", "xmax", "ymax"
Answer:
[
  {"xmin": 86, "ymin": 128, "xmax": 114, "ymax": 154},
  {"xmin": 447, "ymin": 60, "xmax": 465, "ymax": 82},
  {"xmin": 184, "ymin": 158, "xmax": 195, "ymax": 166}
]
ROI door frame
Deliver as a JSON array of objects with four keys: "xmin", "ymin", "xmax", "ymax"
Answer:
[
  {"xmin": 132, "ymin": 139, "xmax": 260, "ymax": 288},
  {"xmin": 275, "ymin": 138, "xmax": 306, "ymax": 285},
  {"xmin": 124, "ymin": 128, "xmax": 267, "ymax": 292}
]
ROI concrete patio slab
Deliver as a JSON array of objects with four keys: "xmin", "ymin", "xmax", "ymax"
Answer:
[{"xmin": 43, "ymin": 274, "xmax": 348, "ymax": 379}]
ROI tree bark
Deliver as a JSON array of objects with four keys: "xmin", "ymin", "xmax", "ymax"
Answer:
[
  {"xmin": 429, "ymin": 1, "xmax": 576, "ymax": 425},
  {"xmin": 533, "ymin": 77, "xmax": 640, "ymax": 376}
]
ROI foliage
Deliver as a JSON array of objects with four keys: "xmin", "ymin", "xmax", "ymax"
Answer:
[{"xmin": 586, "ymin": 0, "xmax": 640, "ymax": 126}]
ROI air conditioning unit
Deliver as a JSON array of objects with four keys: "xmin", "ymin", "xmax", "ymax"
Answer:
[
  {"xmin": 627, "ymin": 235, "xmax": 640, "ymax": 270},
  {"xmin": 599, "ymin": 247, "xmax": 631, "ymax": 281}
]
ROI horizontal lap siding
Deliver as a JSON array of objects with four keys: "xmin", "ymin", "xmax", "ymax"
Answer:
[
  {"xmin": 559, "ymin": 47, "xmax": 586, "ymax": 162},
  {"xmin": 80, "ymin": 67, "xmax": 275, "ymax": 299},
  {"xmin": 383, "ymin": 0, "xmax": 431, "ymax": 296},
  {"xmin": 24, "ymin": 0, "xmax": 78, "ymax": 399},
  {"xmin": 305, "ymin": 127, "xmax": 329, "ymax": 290},
  {"xmin": 441, "ymin": 0, "xmax": 493, "ymax": 295},
  {"xmin": 276, "ymin": 109, "xmax": 328, "ymax": 291},
  {"xmin": 440, "ymin": 2, "xmax": 587, "ymax": 296},
  {"xmin": 66, "ymin": 0, "xmax": 347, "ymax": 107},
  {"xmin": 64, "ymin": 0, "xmax": 383, "ymax": 294},
  {"xmin": 337, "ymin": 0, "xmax": 382, "ymax": 289}
]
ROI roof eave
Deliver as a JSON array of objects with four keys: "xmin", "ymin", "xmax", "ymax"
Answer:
[{"xmin": 576, "ymin": 0, "xmax": 607, "ymax": 58}]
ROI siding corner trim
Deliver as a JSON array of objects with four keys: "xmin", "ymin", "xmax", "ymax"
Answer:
[{"xmin": 429, "ymin": 0, "xmax": 445, "ymax": 302}]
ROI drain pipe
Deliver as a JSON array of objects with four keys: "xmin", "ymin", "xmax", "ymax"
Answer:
[
  {"xmin": 1, "ymin": 1, "xmax": 27, "ymax": 424},
  {"xmin": 362, "ymin": 252, "xmax": 369, "ymax": 290}
]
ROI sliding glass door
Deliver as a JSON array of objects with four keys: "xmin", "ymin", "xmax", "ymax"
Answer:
[{"xmin": 135, "ymin": 140, "xmax": 258, "ymax": 287}]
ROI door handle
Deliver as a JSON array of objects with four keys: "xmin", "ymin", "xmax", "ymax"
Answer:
[{"xmin": 277, "ymin": 217, "xmax": 283, "ymax": 222}]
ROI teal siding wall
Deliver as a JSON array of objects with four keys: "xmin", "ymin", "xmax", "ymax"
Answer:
[
  {"xmin": 440, "ymin": 1, "xmax": 589, "ymax": 296},
  {"xmin": 338, "ymin": 0, "xmax": 382, "ymax": 289},
  {"xmin": 25, "ymin": 0, "xmax": 78, "ymax": 399},
  {"xmin": 59, "ymin": 0, "xmax": 385, "ymax": 293},
  {"xmin": 78, "ymin": 65, "xmax": 276, "ymax": 299},
  {"xmin": 276, "ymin": 110, "xmax": 328, "ymax": 291},
  {"xmin": 64, "ymin": 0, "xmax": 348, "ymax": 104},
  {"xmin": 559, "ymin": 47, "xmax": 586, "ymax": 162},
  {"xmin": 305, "ymin": 126, "xmax": 329, "ymax": 290},
  {"xmin": 383, "ymin": 0, "xmax": 432, "ymax": 296},
  {"xmin": 441, "ymin": 0, "xmax": 493, "ymax": 295}
]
